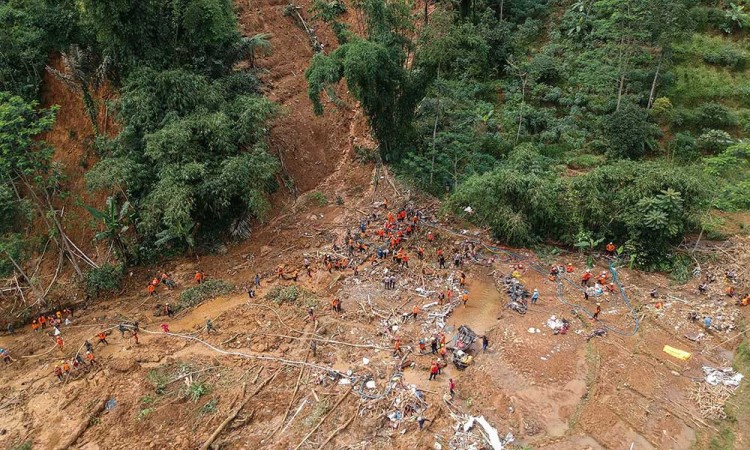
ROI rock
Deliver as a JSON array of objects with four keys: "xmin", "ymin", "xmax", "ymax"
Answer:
[{"xmin": 251, "ymin": 343, "xmax": 268, "ymax": 353}]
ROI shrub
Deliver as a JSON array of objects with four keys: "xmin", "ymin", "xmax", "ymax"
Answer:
[
  {"xmin": 669, "ymin": 132, "xmax": 699, "ymax": 163},
  {"xmin": 566, "ymin": 153, "xmax": 605, "ymax": 170},
  {"xmin": 688, "ymin": 7, "xmax": 728, "ymax": 32},
  {"xmin": 307, "ymin": 191, "xmax": 328, "ymax": 206},
  {"xmin": 265, "ymin": 285, "xmax": 303, "ymax": 303},
  {"xmin": 703, "ymin": 47, "xmax": 747, "ymax": 69},
  {"xmin": 445, "ymin": 170, "xmax": 563, "ymax": 245},
  {"xmin": 714, "ymin": 180, "xmax": 750, "ymax": 211},
  {"xmin": 354, "ymin": 146, "xmax": 377, "ymax": 163},
  {"xmin": 178, "ymin": 280, "xmax": 233, "ymax": 311},
  {"xmin": 696, "ymin": 102, "xmax": 738, "ymax": 129},
  {"xmin": 603, "ymin": 102, "xmax": 659, "ymax": 159},
  {"xmin": 650, "ymin": 97, "xmax": 674, "ymax": 122},
  {"xmin": 183, "ymin": 381, "xmax": 209, "ymax": 402},
  {"xmin": 697, "ymin": 129, "xmax": 734, "ymax": 155},
  {"xmin": 568, "ymin": 161, "xmax": 711, "ymax": 267},
  {"xmin": 85, "ymin": 264, "xmax": 124, "ymax": 298}
]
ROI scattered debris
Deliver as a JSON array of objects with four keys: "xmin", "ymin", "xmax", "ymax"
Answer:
[
  {"xmin": 703, "ymin": 366, "xmax": 744, "ymax": 387},
  {"xmin": 690, "ymin": 382, "xmax": 734, "ymax": 420}
]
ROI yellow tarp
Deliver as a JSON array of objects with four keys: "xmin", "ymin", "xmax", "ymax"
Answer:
[{"xmin": 663, "ymin": 345, "xmax": 691, "ymax": 361}]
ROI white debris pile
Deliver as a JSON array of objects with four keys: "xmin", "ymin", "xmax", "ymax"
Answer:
[
  {"xmin": 703, "ymin": 366, "xmax": 744, "ymax": 387},
  {"xmin": 446, "ymin": 414, "xmax": 514, "ymax": 450},
  {"xmin": 546, "ymin": 316, "xmax": 564, "ymax": 331}
]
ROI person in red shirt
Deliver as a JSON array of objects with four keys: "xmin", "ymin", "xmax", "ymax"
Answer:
[
  {"xmin": 56, "ymin": 336, "xmax": 64, "ymax": 352},
  {"xmin": 581, "ymin": 270, "xmax": 592, "ymax": 287},
  {"xmin": 429, "ymin": 362, "xmax": 439, "ymax": 381},
  {"xmin": 449, "ymin": 378, "xmax": 456, "ymax": 397}
]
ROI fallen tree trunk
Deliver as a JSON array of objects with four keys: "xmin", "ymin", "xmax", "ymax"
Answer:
[
  {"xmin": 316, "ymin": 411, "xmax": 357, "ymax": 450},
  {"xmin": 55, "ymin": 393, "xmax": 110, "ymax": 450},
  {"xmin": 293, "ymin": 389, "xmax": 351, "ymax": 450},
  {"xmin": 200, "ymin": 371, "xmax": 277, "ymax": 450}
]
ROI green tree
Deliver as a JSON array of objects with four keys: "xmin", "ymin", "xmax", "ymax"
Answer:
[
  {"xmin": 86, "ymin": 68, "xmax": 279, "ymax": 249},
  {"xmin": 603, "ymin": 102, "xmax": 660, "ymax": 159},
  {"xmin": 306, "ymin": 0, "xmax": 422, "ymax": 160},
  {"xmin": 0, "ymin": 0, "xmax": 81, "ymax": 99},
  {"xmin": 445, "ymin": 145, "xmax": 563, "ymax": 246},
  {"xmin": 85, "ymin": 196, "xmax": 135, "ymax": 263},
  {"xmin": 0, "ymin": 93, "xmax": 56, "ymax": 277},
  {"xmin": 80, "ymin": 0, "xmax": 242, "ymax": 77}
]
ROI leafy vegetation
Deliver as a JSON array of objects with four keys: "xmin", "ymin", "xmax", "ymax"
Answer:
[
  {"xmin": 178, "ymin": 280, "xmax": 234, "ymax": 311},
  {"xmin": 0, "ymin": 93, "xmax": 57, "ymax": 276},
  {"xmin": 84, "ymin": 263, "xmax": 124, "ymax": 298},
  {"xmin": 0, "ymin": 0, "xmax": 280, "ymax": 283},
  {"xmin": 305, "ymin": 0, "xmax": 750, "ymax": 267},
  {"xmin": 265, "ymin": 285, "xmax": 304, "ymax": 303}
]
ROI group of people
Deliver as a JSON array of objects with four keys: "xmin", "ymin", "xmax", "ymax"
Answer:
[
  {"xmin": 31, "ymin": 308, "xmax": 74, "ymax": 333},
  {"xmin": 146, "ymin": 271, "xmax": 179, "ymax": 296}
]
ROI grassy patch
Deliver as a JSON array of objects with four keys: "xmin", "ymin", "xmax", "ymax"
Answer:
[
  {"xmin": 669, "ymin": 66, "xmax": 750, "ymax": 107},
  {"xmin": 708, "ymin": 427, "xmax": 735, "ymax": 450},
  {"xmin": 200, "ymin": 398, "xmax": 219, "ymax": 415},
  {"xmin": 304, "ymin": 398, "xmax": 331, "ymax": 427},
  {"xmin": 565, "ymin": 153, "xmax": 605, "ymax": 170},
  {"xmin": 178, "ymin": 280, "xmax": 233, "ymax": 311},
  {"xmin": 137, "ymin": 408, "xmax": 154, "ymax": 421},
  {"xmin": 307, "ymin": 190, "xmax": 329, "ymax": 207},
  {"xmin": 183, "ymin": 381, "xmax": 210, "ymax": 402},
  {"xmin": 673, "ymin": 34, "xmax": 749, "ymax": 70},
  {"xmin": 669, "ymin": 254, "xmax": 694, "ymax": 285},
  {"xmin": 147, "ymin": 369, "xmax": 169, "ymax": 395},
  {"xmin": 8, "ymin": 442, "xmax": 32, "ymax": 450},
  {"xmin": 265, "ymin": 284, "xmax": 305, "ymax": 303}
]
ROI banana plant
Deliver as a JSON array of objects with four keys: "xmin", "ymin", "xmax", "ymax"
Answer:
[{"xmin": 85, "ymin": 196, "xmax": 134, "ymax": 263}]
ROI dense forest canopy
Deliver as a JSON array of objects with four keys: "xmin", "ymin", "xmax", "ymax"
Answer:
[
  {"xmin": 0, "ymin": 0, "xmax": 279, "ymax": 280},
  {"xmin": 307, "ymin": 0, "xmax": 750, "ymax": 268}
]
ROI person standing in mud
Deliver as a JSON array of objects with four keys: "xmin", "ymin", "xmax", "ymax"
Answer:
[
  {"xmin": 482, "ymin": 335, "xmax": 489, "ymax": 352},
  {"xmin": 429, "ymin": 361, "xmax": 439, "ymax": 381}
]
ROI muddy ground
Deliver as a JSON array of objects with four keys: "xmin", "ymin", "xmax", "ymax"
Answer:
[
  {"xmin": 2, "ymin": 0, "xmax": 748, "ymax": 448},
  {"xmin": 1, "ymin": 181, "xmax": 747, "ymax": 449}
]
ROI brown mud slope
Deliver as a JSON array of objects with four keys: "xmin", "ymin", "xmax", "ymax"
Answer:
[
  {"xmin": 38, "ymin": 54, "xmax": 117, "ymax": 259},
  {"xmin": 1, "ymin": 175, "xmax": 748, "ymax": 449},
  {"xmin": 236, "ymin": 0, "xmax": 372, "ymax": 195}
]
